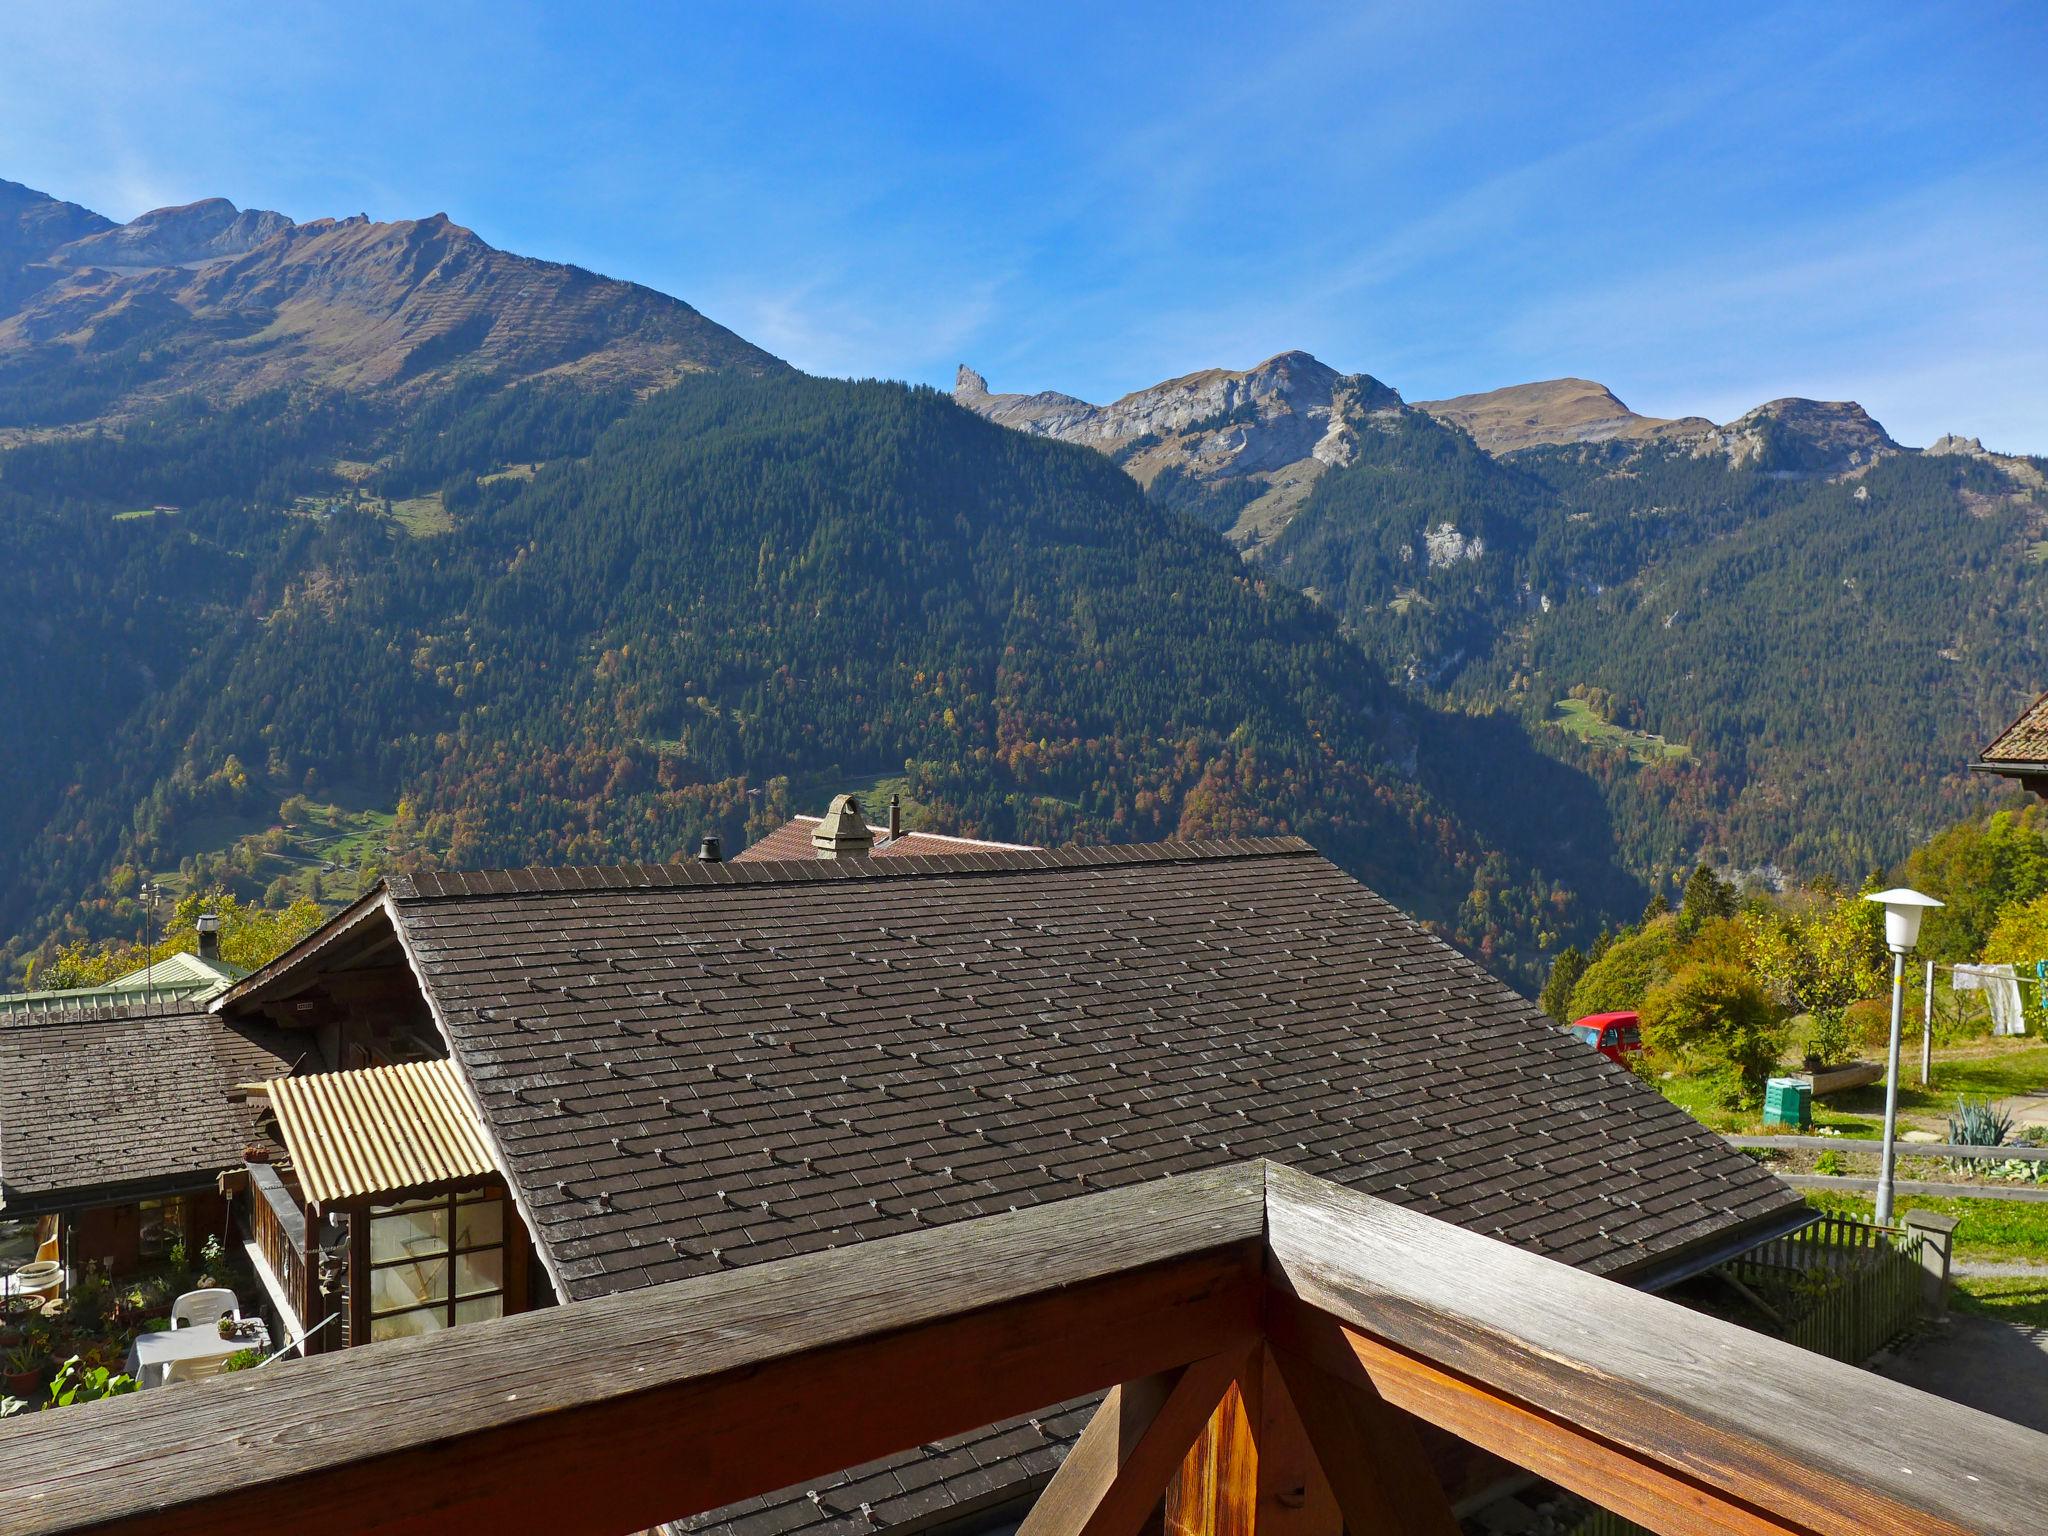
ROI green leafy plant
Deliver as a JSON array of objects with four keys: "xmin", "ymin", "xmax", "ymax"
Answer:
[
  {"xmin": 220, "ymin": 1348, "xmax": 264, "ymax": 1372},
  {"xmin": 46, "ymin": 1355, "xmax": 137, "ymax": 1407},
  {"xmin": 1815, "ymin": 1148, "xmax": 1847, "ymax": 1177}
]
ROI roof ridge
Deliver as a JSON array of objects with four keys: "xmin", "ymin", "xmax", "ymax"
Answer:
[
  {"xmin": 391, "ymin": 836, "xmax": 1316, "ymax": 902},
  {"xmin": 0, "ymin": 997, "xmax": 218, "ymax": 1027}
]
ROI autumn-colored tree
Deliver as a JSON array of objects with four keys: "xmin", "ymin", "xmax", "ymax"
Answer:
[{"xmin": 1641, "ymin": 961, "xmax": 1787, "ymax": 1108}]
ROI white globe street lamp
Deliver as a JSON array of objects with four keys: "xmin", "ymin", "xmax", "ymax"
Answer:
[{"xmin": 1862, "ymin": 888, "xmax": 1944, "ymax": 1225}]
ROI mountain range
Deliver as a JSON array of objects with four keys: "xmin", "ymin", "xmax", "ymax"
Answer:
[
  {"xmin": 957, "ymin": 353, "xmax": 2048, "ymax": 886},
  {"xmin": 1, "ymin": 176, "xmax": 2042, "ymax": 994},
  {"xmin": 0, "ymin": 181, "xmax": 775, "ymax": 429}
]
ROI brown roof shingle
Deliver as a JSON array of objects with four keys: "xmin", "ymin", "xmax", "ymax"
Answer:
[
  {"xmin": 0, "ymin": 1002, "xmax": 301, "ymax": 1213},
  {"xmin": 384, "ymin": 838, "xmax": 1801, "ymax": 1298}
]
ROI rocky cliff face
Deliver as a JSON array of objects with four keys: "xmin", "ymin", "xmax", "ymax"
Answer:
[
  {"xmin": 1716, "ymin": 397, "xmax": 1898, "ymax": 472},
  {"xmin": 955, "ymin": 351, "xmax": 1406, "ymax": 546},
  {"xmin": 959, "ymin": 348, "xmax": 1920, "ymax": 528},
  {"xmin": 0, "ymin": 181, "xmax": 780, "ymax": 424}
]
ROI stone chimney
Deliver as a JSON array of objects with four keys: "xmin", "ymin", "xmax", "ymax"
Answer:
[
  {"xmin": 196, "ymin": 912, "xmax": 222, "ymax": 963},
  {"xmin": 811, "ymin": 794, "xmax": 875, "ymax": 860}
]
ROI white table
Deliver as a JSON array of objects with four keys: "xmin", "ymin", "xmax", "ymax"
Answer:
[{"xmin": 125, "ymin": 1321, "xmax": 269, "ymax": 1388}]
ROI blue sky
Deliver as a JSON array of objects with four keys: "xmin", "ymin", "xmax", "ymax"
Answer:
[{"xmin": 3, "ymin": 2, "xmax": 2044, "ymax": 449}]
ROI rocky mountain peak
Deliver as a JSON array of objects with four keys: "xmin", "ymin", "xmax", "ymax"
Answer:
[
  {"xmin": 1718, "ymin": 397, "xmax": 1898, "ymax": 473},
  {"xmin": 953, "ymin": 351, "xmax": 1407, "ymax": 548},
  {"xmin": 52, "ymin": 196, "xmax": 295, "ymax": 271}
]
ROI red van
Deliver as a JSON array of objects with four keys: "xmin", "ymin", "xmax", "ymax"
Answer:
[{"xmin": 1570, "ymin": 1011, "xmax": 1643, "ymax": 1064}]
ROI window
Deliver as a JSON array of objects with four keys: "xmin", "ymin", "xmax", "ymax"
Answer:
[
  {"xmin": 366, "ymin": 1189, "xmax": 507, "ymax": 1343},
  {"xmin": 138, "ymin": 1196, "xmax": 184, "ymax": 1259}
]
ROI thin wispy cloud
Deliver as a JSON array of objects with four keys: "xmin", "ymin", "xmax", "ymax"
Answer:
[{"xmin": 0, "ymin": 1, "xmax": 2041, "ymax": 448}]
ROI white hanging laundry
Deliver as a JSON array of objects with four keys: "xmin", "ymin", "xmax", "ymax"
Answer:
[{"xmin": 1952, "ymin": 962, "xmax": 2027, "ymax": 1035}]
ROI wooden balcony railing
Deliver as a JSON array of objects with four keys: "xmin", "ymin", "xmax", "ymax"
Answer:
[
  {"xmin": 244, "ymin": 1160, "xmax": 337, "ymax": 1355},
  {"xmin": 4, "ymin": 1160, "xmax": 2043, "ymax": 1536}
]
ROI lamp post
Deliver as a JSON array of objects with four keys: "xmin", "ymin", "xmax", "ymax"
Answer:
[{"xmin": 1863, "ymin": 887, "xmax": 1944, "ymax": 1225}]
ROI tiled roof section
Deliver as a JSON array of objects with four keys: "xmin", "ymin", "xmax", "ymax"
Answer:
[
  {"xmin": 734, "ymin": 817, "xmax": 1038, "ymax": 865},
  {"xmin": 390, "ymin": 837, "xmax": 1802, "ymax": 1300},
  {"xmin": 669, "ymin": 1397, "xmax": 1098, "ymax": 1536},
  {"xmin": 1979, "ymin": 690, "xmax": 2048, "ymax": 767},
  {"xmin": 0, "ymin": 1002, "xmax": 301, "ymax": 1210}
]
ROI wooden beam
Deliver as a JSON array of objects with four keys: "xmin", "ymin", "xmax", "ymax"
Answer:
[
  {"xmin": 1017, "ymin": 1350, "xmax": 1249, "ymax": 1536},
  {"xmin": 1262, "ymin": 1160, "xmax": 2048, "ymax": 1536},
  {"xmin": 0, "ymin": 1164, "xmax": 1267, "ymax": 1536},
  {"xmin": 1244, "ymin": 1347, "xmax": 1341, "ymax": 1536},
  {"xmin": 1267, "ymin": 1347, "xmax": 1457, "ymax": 1536},
  {"xmin": 1164, "ymin": 1371, "xmax": 1258, "ymax": 1536}
]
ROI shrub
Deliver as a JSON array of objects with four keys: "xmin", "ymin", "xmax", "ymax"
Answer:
[
  {"xmin": 1641, "ymin": 960, "xmax": 1788, "ymax": 1108},
  {"xmin": 1846, "ymin": 997, "xmax": 1893, "ymax": 1049},
  {"xmin": 221, "ymin": 1348, "xmax": 264, "ymax": 1372},
  {"xmin": 1567, "ymin": 916, "xmax": 1677, "ymax": 1019}
]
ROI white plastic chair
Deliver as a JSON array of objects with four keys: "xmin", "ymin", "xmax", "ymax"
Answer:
[
  {"xmin": 169, "ymin": 1288, "xmax": 238, "ymax": 1330},
  {"xmin": 162, "ymin": 1354, "xmax": 226, "ymax": 1385}
]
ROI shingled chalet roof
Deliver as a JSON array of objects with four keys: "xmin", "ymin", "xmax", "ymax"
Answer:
[
  {"xmin": 734, "ymin": 815, "xmax": 1036, "ymax": 864},
  {"xmin": 1976, "ymin": 690, "xmax": 2048, "ymax": 775},
  {"xmin": 356, "ymin": 838, "xmax": 1800, "ymax": 1296},
  {"xmin": 221, "ymin": 836, "xmax": 1806, "ymax": 1536},
  {"xmin": 0, "ymin": 1001, "xmax": 300, "ymax": 1214}
]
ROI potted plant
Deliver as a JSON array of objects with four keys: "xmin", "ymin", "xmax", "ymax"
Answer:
[{"xmin": 2, "ymin": 1345, "xmax": 41, "ymax": 1399}]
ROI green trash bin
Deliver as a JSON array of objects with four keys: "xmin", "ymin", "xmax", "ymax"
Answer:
[{"xmin": 1763, "ymin": 1075, "xmax": 1811, "ymax": 1129}]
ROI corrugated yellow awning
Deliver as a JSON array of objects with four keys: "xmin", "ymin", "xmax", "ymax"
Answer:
[{"xmin": 266, "ymin": 1059, "xmax": 497, "ymax": 1208}]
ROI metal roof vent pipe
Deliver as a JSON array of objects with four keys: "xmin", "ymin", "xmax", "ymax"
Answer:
[
  {"xmin": 195, "ymin": 912, "xmax": 222, "ymax": 962},
  {"xmin": 698, "ymin": 834, "xmax": 723, "ymax": 863},
  {"xmin": 812, "ymin": 794, "xmax": 874, "ymax": 860},
  {"xmin": 889, "ymin": 793, "xmax": 902, "ymax": 842}
]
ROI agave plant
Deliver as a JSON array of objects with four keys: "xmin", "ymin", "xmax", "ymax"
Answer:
[{"xmin": 1947, "ymin": 1095, "xmax": 2014, "ymax": 1173}]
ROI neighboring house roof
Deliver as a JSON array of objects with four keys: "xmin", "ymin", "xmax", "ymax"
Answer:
[
  {"xmin": 236, "ymin": 837, "xmax": 1800, "ymax": 1290},
  {"xmin": 1975, "ymin": 691, "xmax": 2048, "ymax": 780},
  {"xmin": 266, "ymin": 1059, "xmax": 498, "ymax": 1210},
  {"xmin": 221, "ymin": 837, "xmax": 1806, "ymax": 1536},
  {"xmin": 0, "ymin": 1001, "xmax": 300, "ymax": 1214},
  {"xmin": 734, "ymin": 815, "xmax": 1037, "ymax": 864},
  {"xmin": 0, "ymin": 948, "xmax": 243, "ymax": 1017}
]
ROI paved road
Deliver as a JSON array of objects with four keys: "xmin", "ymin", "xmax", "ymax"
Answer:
[{"xmin": 1875, "ymin": 1314, "xmax": 2048, "ymax": 1433}]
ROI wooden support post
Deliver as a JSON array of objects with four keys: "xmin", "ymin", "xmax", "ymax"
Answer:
[
  {"xmin": 1164, "ymin": 1366, "xmax": 1259, "ymax": 1536},
  {"xmin": 1247, "ymin": 1347, "xmax": 1341, "ymax": 1536},
  {"xmin": 1018, "ymin": 1351, "xmax": 1248, "ymax": 1536},
  {"xmin": 1164, "ymin": 1344, "xmax": 1350, "ymax": 1536}
]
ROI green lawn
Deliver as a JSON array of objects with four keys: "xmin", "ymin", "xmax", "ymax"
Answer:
[
  {"xmin": 1817, "ymin": 1039, "xmax": 2048, "ymax": 1130},
  {"xmin": 1549, "ymin": 699, "xmax": 1689, "ymax": 763},
  {"xmin": 1804, "ymin": 1189, "xmax": 2048, "ymax": 1263},
  {"xmin": 387, "ymin": 492, "xmax": 453, "ymax": 537},
  {"xmin": 1953, "ymin": 1275, "xmax": 2048, "ymax": 1328}
]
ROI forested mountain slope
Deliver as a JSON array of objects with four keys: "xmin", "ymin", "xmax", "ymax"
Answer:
[
  {"xmin": 0, "ymin": 365, "xmax": 1636, "ymax": 986},
  {"xmin": 962, "ymin": 354, "xmax": 2047, "ymax": 892}
]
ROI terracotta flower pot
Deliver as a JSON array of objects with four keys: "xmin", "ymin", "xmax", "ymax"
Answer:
[{"xmin": 4, "ymin": 1370, "xmax": 38, "ymax": 1398}]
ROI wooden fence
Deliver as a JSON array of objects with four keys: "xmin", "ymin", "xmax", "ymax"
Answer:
[{"xmin": 1718, "ymin": 1212, "xmax": 1926, "ymax": 1367}]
